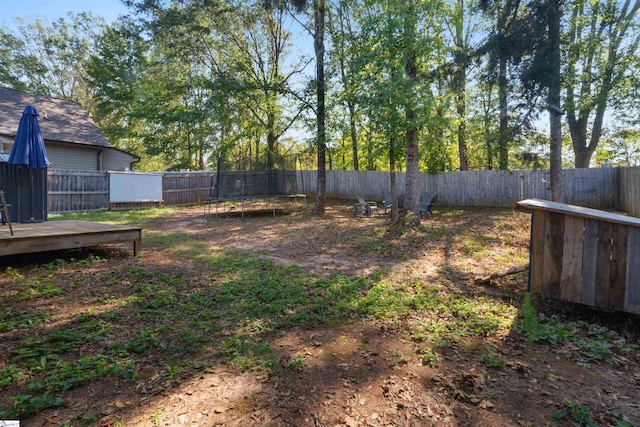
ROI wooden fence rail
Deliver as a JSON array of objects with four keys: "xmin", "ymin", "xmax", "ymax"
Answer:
[
  {"xmin": 298, "ymin": 168, "xmax": 619, "ymax": 210},
  {"xmin": 162, "ymin": 171, "xmax": 216, "ymax": 207},
  {"xmin": 45, "ymin": 166, "xmax": 640, "ymax": 216},
  {"xmin": 48, "ymin": 170, "xmax": 109, "ymax": 213}
]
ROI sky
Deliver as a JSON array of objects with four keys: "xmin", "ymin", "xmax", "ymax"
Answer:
[{"xmin": 0, "ymin": 0, "xmax": 129, "ymax": 27}]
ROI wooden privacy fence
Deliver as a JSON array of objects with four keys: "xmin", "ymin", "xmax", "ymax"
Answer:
[
  {"xmin": 299, "ymin": 168, "xmax": 619, "ymax": 210},
  {"xmin": 619, "ymin": 167, "xmax": 640, "ymax": 218},
  {"xmin": 517, "ymin": 199, "xmax": 640, "ymax": 315},
  {"xmin": 48, "ymin": 170, "xmax": 109, "ymax": 213},
  {"xmin": 47, "ymin": 170, "xmax": 217, "ymax": 213},
  {"xmin": 162, "ymin": 171, "xmax": 216, "ymax": 206},
  {"xmin": 45, "ymin": 166, "xmax": 639, "ymax": 215}
]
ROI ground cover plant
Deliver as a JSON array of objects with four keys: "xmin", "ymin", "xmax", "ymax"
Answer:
[{"xmin": 0, "ymin": 200, "xmax": 639, "ymax": 426}]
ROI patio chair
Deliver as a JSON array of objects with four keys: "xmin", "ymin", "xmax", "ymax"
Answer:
[
  {"xmin": 419, "ymin": 192, "xmax": 437, "ymax": 219},
  {"xmin": 383, "ymin": 191, "xmax": 393, "ymax": 214},
  {"xmin": 352, "ymin": 196, "xmax": 378, "ymax": 217}
]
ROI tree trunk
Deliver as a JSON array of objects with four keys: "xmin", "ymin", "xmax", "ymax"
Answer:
[
  {"xmin": 498, "ymin": 55, "xmax": 509, "ymax": 170},
  {"xmin": 312, "ymin": 0, "xmax": 326, "ymax": 216},
  {"xmin": 403, "ymin": 5, "xmax": 420, "ymax": 225},
  {"xmin": 548, "ymin": 0, "xmax": 563, "ymax": 202},
  {"xmin": 455, "ymin": 62, "xmax": 468, "ymax": 170},
  {"xmin": 348, "ymin": 100, "xmax": 359, "ymax": 170},
  {"xmin": 390, "ymin": 141, "xmax": 399, "ymax": 223},
  {"xmin": 454, "ymin": 0, "xmax": 469, "ymax": 171}
]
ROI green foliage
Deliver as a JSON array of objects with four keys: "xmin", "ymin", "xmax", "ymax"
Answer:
[
  {"xmin": 420, "ymin": 348, "xmax": 440, "ymax": 366},
  {"xmin": 553, "ymin": 402, "xmax": 598, "ymax": 427},
  {"xmin": 515, "ymin": 298, "xmax": 628, "ymax": 363},
  {"xmin": 2, "ymin": 207, "xmax": 636, "ymax": 423},
  {"xmin": 126, "ymin": 329, "xmax": 161, "ymax": 355},
  {"xmin": 2, "ymin": 394, "xmax": 65, "ymax": 418},
  {"xmin": 520, "ymin": 292, "xmax": 539, "ymax": 340},
  {"xmin": 0, "ymin": 310, "xmax": 52, "ymax": 333},
  {"xmin": 15, "ymin": 280, "xmax": 65, "ymax": 301},
  {"xmin": 481, "ymin": 347, "xmax": 505, "ymax": 368},
  {"xmin": 219, "ymin": 335, "xmax": 283, "ymax": 375}
]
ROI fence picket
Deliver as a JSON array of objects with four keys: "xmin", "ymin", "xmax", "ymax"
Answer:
[{"xmin": 45, "ymin": 167, "xmax": 640, "ymax": 216}]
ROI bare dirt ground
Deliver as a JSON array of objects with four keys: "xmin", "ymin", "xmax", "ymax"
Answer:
[{"xmin": 2, "ymin": 200, "xmax": 639, "ymax": 427}]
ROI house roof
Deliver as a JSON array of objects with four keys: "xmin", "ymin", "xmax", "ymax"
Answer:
[{"xmin": 0, "ymin": 86, "xmax": 113, "ymax": 148}]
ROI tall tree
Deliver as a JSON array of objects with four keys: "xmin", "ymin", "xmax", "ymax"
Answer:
[
  {"xmin": 564, "ymin": 0, "xmax": 640, "ymax": 168},
  {"xmin": 445, "ymin": 0, "xmax": 480, "ymax": 171},
  {"xmin": 479, "ymin": 0, "xmax": 525, "ymax": 170},
  {"xmin": 403, "ymin": 1, "xmax": 421, "ymax": 222},
  {"xmin": 548, "ymin": 0, "xmax": 563, "ymax": 201},
  {"xmin": 2, "ymin": 13, "xmax": 105, "ymax": 104},
  {"xmin": 269, "ymin": 0, "xmax": 327, "ymax": 215},
  {"xmin": 327, "ymin": 0, "xmax": 361, "ymax": 170}
]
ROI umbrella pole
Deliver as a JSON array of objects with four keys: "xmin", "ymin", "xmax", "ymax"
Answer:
[{"xmin": 30, "ymin": 170, "xmax": 34, "ymax": 221}]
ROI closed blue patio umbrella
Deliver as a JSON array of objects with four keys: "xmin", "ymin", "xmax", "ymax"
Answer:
[
  {"xmin": 8, "ymin": 106, "xmax": 50, "ymax": 222},
  {"xmin": 9, "ymin": 106, "xmax": 50, "ymax": 169}
]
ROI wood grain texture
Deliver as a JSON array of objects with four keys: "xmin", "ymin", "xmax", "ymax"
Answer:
[
  {"xmin": 560, "ymin": 216, "xmax": 585, "ymax": 304},
  {"xmin": 581, "ymin": 219, "xmax": 599, "ymax": 306},
  {"xmin": 529, "ymin": 211, "xmax": 546, "ymax": 294},
  {"xmin": 625, "ymin": 227, "xmax": 640, "ymax": 313},
  {"xmin": 542, "ymin": 212, "xmax": 564, "ymax": 299},
  {"xmin": 0, "ymin": 220, "xmax": 141, "ymax": 256}
]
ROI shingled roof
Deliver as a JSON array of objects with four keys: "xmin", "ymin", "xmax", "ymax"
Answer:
[{"xmin": 0, "ymin": 86, "xmax": 113, "ymax": 148}]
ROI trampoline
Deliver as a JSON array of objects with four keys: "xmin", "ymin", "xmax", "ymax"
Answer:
[{"xmin": 204, "ymin": 153, "xmax": 306, "ymax": 218}]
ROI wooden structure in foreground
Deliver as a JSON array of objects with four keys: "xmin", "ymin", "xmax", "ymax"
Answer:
[
  {"xmin": 0, "ymin": 220, "xmax": 141, "ymax": 257},
  {"xmin": 516, "ymin": 199, "xmax": 640, "ymax": 315}
]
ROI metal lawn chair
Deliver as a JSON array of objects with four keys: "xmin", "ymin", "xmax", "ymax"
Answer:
[
  {"xmin": 383, "ymin": 191, "xmax": 393, "ymax": 215},
  {"xmin": 352, "ymin": 196, "xmax": 378, "ymax": 217},
  {"xmin": 419, "ymin": 192, "xmax": 437, "ymax": 219}
]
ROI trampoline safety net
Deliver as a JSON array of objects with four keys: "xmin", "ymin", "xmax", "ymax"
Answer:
[{"xmin": 209, "ymin": 153, "xmax": 301, "ymax": 201}]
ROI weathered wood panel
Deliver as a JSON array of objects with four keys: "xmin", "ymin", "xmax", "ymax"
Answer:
[
  {"xmin": 0, "ymin": 220, "xmax": 141, "ymax": 256},
  {"xmin": 581, "ymin": 219, "xmax": 599, "ymax": 306},
  {"xmin": 560, "ymin": 216, "xmax": 584, "ymax": 304},
  {"xmin": 300, "ymin": 167, "xmax": 620, "ymax": 209},
  {"xmin": 625, "ymin": 228, "xmax": 640, "ymax": 313},
  {"xmin": 609, "ymin": 224, "xmax": 628, "ymax": 311},
  {"xmin": 48, "ymin": 170, "xmax": 109, "ymax": 213},
  {"xmin": 42, "ymin": 166, "xmax": 637, "ymax": 214},
  {"xmin": 620, "ymin": 166, "xmax": 640, "ymax": 217},
  {"xmin": 529, "ymin": 211, "xmax": 547, "ymax": 295},
  {"xmin": 542, "ymin": 212, "xmax": 564, "ymax": 299},
  {"xmin": 518, "ymin": 198, "xmax": 640, "ymax": 315},
  {"xmin": 163, "ymin": 171, "xmax": 216, "ymax": 206}
]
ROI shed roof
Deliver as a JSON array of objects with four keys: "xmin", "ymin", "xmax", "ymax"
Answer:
[{"xmin": 0, "ymin": 86, "xmax": 113, "ymax": 148}]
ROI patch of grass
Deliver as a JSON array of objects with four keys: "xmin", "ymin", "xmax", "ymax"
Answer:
[
  {"xmin": 0, "ymin": 310, "xmax": 52, "ymax": 333},
  {"xmin": 515, "ymin": 296, "xmax": 628, "ymax": 363},
  {"xmin": 50, "ymin": 207, "xmax": 183, "ymax": 228},
  {"xmin": 42, "ymin": 253, "xmax": 106, "ymax": 271},
  {"xmin": 360, "ymin": 282, "xmax": 517, "ymax": 343},
  {"xmin": 420, "ymin": 347, "xmax": 440, "ymax": 366},
  {"xmin": 219, "ymin": 335, "xmax": 283, "ymax": 375},
  {"xmin": 553, "ymin": 401, "xmax": 598, "ymax": 427},
  {"xmin": 481, "ymin": 347, "xmax": 505, "ymax": 368},
  {"xmin": 7, "ymin": 207, "xmax": 629, "ymax": 424},
  {"xmin": 15, "ymin": 281, "xmax": 65, "ymax": 301}
]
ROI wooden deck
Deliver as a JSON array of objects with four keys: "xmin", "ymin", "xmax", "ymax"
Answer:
[{"xmin": 0, "ymin": 220, "xmax": 141, "ymax": 257}]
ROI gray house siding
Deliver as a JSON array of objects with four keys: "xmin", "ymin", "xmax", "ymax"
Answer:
[
  {"xmin": 104, "ymin": 148, "xmax": 136, "ymax": 171},
  {"xmin": 46, "ymin": 142, "xmax": 100, "ymax": 171},
  {"xmin": 46, "ymin": 142, "xmax": 135, "ymax": 172}
]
